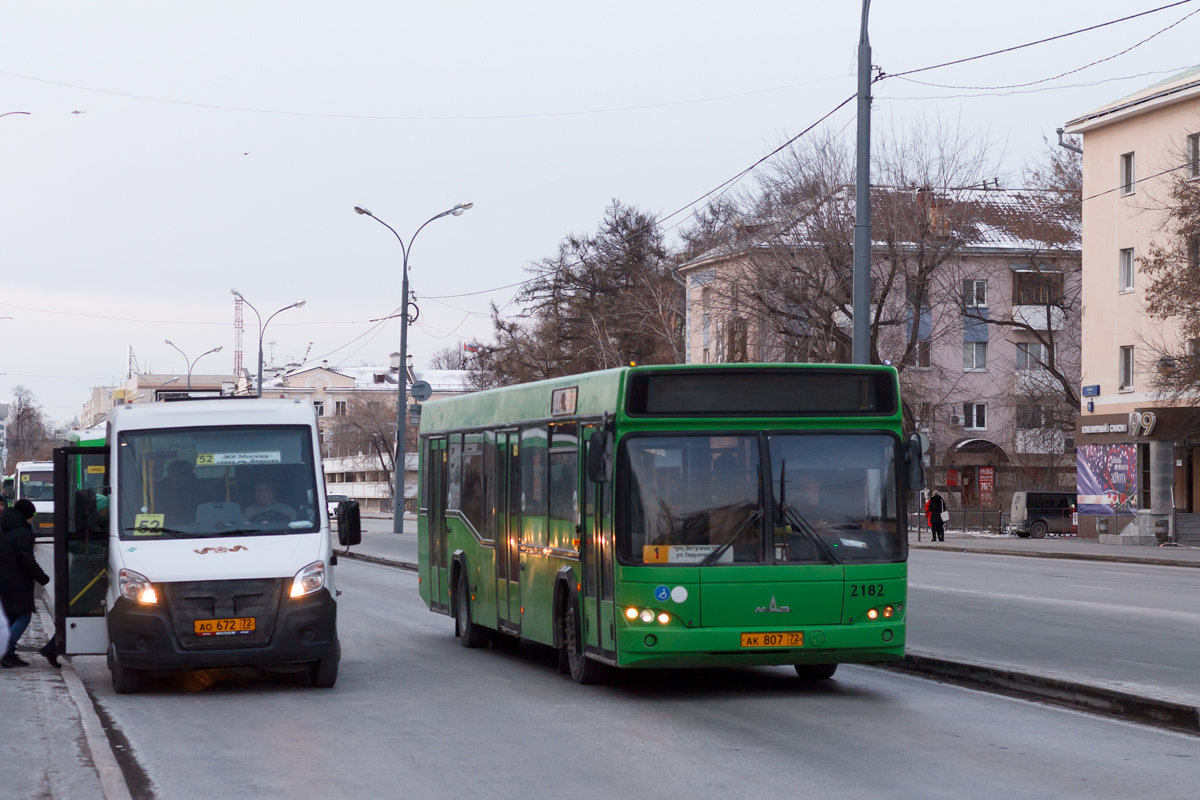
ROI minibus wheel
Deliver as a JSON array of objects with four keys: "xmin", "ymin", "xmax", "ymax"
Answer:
[
  {"xmin": 310, "ymin": 641, "xmax": 340, "ymax": 688},
  {"xmin": 111, "ymin": 655, "xmax": 140, "ymax": 694},
  {"xmin": 1029, "ymin": 521, "xmax": 1049, "ymax": 539},
  {"xmin": 794, "ymin": 663, "xmax": 837, "ymax": 681}
]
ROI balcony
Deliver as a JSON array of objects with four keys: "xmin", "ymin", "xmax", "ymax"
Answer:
[{"xmin": 1012, "ymin": 305, "xmax": 1065, "ymax": 331}]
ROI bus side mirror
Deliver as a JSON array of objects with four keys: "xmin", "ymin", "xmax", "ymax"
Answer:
[
  {"xmin": 587, "ymin": 430, "xmax": 613, "ymax": 484},
  {"xmin": 905, "ymin": 435, "xmax": 925, "ymax": 493},
  {"xmin": 73, "ymin": 488, "xmax": 100, "ymax": 536},
  {"xmin": 337, "ymin": 500, "xmax": 362, "ymax": 547}
]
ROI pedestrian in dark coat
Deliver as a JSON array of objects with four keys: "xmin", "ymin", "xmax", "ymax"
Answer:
[
  {"xmin": 1, "ymin": 499, "xmax": 51, "ymax": 668},
  {"xmin": 926, "ymin": 491, "xmax": 948, "ymax": 543}
]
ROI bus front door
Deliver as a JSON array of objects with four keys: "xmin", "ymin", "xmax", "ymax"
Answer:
[
  {"xmin": 52, "ymin": 446, "xmax": 110, "ymax": 655},
  {"xmin": 581, "ymin": 424, "xmax": 616, "ymax": 658}
]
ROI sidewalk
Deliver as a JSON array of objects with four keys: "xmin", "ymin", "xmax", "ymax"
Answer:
[
  {"xmin": 0, "ymin": 602, "xmax": 108, "ymax": 800},
  {"xmin": 910, "ymin": 529, "xmax": 1200, "ymax": 567}
]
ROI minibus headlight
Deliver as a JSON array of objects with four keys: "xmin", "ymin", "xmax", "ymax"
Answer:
[
  {"xmin": 290, "ymin": 561, "xmax": 326, "ymax": 598},
  {"xmin": 118, "ymin": 569, "xmax": 157, "ymax": 604}
]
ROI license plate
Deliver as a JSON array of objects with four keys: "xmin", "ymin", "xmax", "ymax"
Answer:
[
  {"xmin": 741, "ymin": 631, "xmax": 803, "ymax": 648},
  {"xmin": 194, "ymin": 617, "xmax": 256, "ymax": 636}
]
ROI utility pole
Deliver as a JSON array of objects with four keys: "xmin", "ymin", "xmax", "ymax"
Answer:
[{"xmin": 852, "ymin": 0, "xmax": 873, "ymax": 365}]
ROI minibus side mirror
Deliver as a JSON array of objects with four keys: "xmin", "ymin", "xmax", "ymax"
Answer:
[
  {"xmin": 905, "ymin": 435, "xmax": 925, "ymax": 493},
  {"xmin": 586, "ymin": 430, "xmax": 613, "ymax": 484},
  {"xmin": 73, "ymin": 488, "xmax": 100, "ymax": 537},
  {"xmin": 337, "ymin": 500, "xmax": 362, "ymax": 547}
]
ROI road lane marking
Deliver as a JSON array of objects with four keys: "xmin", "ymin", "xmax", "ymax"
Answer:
[
  {"xmin": 1066, "ymin": 584, "xmax": 1114, "ymax": 590},
  {"xmin": 908, "ymin": 583, "xmax": 1200, "ymax": 623}
]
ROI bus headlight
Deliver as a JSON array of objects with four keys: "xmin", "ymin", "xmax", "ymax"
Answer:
[
  {"xmin": 118, "ymin": 569, "xmax": 157, "ymax": 604},
  {"xmin": 657, "ymin": 612, "xmax": 670, "ymax": 625},
  {"xmin": 866, "ymin": 608, "xmax": 879, "ymax": 620},
  {"xmin": 625, "ymin": 607, "xmax": 639, "ymax": 620},
  {"xmin": 290, "ymin": 561, "xmax": 326, "ymax": 598},
  {"xmin": 639, "ymin": 609, "xmax": 654, "ymax": 623}
]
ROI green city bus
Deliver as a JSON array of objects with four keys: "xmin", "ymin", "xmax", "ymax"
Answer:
[{"xmin": 417, "ymin": 364, "xmax": 921, "ymax": 683}]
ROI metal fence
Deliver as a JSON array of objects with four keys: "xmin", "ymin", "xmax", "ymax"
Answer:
[{"xmin": 908, "ymin": 509, "xmax": 1011, "ymax": 539}]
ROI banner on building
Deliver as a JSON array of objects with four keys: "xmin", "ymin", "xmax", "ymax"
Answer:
[
  {"xmin": 1076, "ymin": 443, "xmax": 1137, "ymax": 516},
  {"xmin": 979, "ymin": 466, "xmax": 995, "ymax": 507}
]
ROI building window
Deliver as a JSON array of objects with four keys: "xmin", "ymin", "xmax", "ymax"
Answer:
[
  {"xmin": 335, "ymin": 400, "xmax": 347, "ymax": 416},
  {"xmin": 313, "ymin": 400, "xmax": 325, "ymax": 417},
  {"xmin": 1119, "ymin": 345, "xmax": 1135, "ymax": 391},
  {"xmin": 963, "ymin": 279, "xmax": 987, "ymax": 308},
  {"xmin": 1119, "ymin": 248, "xmax": 1135, "ymax": 293},
  {"xmin": 1015, "ymin": 403, "xmax": 1051, "ymax": 430},
  {"xmin": 963, "ymin": 341, "xmax": 987, "ymax": 371},
  {"xmin": 1188, "ymin": 133, "xmax": 1199, "ymax": 180},
  {"xmin": 1013, "ymin": 271, "xmax": 1063, "ymax": 305},
  {"xmin": 962, "ymin": 402, "xmax": 987, "ymax": 430},
  {"xmin": 905, "ymin": 340, "xmax": 932, "ymax": 368},
  {"xmin": 914, "ymin": 402, "xmax": 933, "ymax": 432},
  {"xmin": 1120, "ymin": 152, "xmax": 1136, "ymax": 195},
  {"xmin": 1016, "ymin": 341, "xmax": 1050, "ymax": 370},
  {"xmin": 1138, "ymin": 443, "xmax": 1151, "ymax": 510}
]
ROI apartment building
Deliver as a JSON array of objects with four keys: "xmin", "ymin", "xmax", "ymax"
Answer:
[{"xmin": 1064, "ymin": 66, "xmax": 1200, "ymax": 544}]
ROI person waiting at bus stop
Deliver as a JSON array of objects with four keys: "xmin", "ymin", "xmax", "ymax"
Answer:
[
  {"xmin": 1, "ymin": 499, "xmax": 53, "ymax": 668},
  {"xmin": 926, "ymin": 490, "xmax": 947, "ymax": 543}
]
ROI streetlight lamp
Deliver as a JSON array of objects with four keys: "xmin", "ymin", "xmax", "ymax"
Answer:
[
  {"xmin": 353, "ymin": 202, "xmax": 473, "ymax": 532},
  {"xmin": 154, "ymin": 377, "xmax": 179, "ymax": 399},
  {"xmin": 229, "ymin": 291, "xmax": 306, "ymax": 397},
  {"xmin": 164, "ymin": 340, "xmax": 224, "ymax": 391}
]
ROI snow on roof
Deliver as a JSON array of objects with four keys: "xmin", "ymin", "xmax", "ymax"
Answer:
[
  {"xmin": 1065, "ymin": 64, "xmax": 1200, "ymax": 131},
  {"xmin": 679, "ymin": 186, "xmax": 1078, "ymax": 272},
  {"xmin": 268, "ymin": 364, "xmax": 472, "ymax": 393}
]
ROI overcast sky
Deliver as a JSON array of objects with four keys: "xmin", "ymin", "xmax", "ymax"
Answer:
[{"xmin": 2, "ymin": 1, "xmax": 1196, "ymax": 422}]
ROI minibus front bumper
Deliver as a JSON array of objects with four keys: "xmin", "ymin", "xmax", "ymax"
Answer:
[{"xmin": 107, "ymin": 589, "xmax": 338, "ymax": 671}]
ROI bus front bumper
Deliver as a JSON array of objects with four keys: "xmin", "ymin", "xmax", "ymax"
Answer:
[
  {"xmin": 106, "ymin": 590, "xmax": 338, "ymax": 672},
  {"xmin": 615, "ymin": 621, "xmax": 905, "ymax": 668}
]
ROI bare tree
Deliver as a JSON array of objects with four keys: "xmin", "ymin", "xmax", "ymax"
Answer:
[
  {"xmin": 429, "ymin": 344, "xmax": 472, "ymax": 370},
  {"xmin": 6, "ymin": 386, "xmax": 51, "ymax": 472},
  {"xmin": 326, "ymin": 394, "xmax": 401, "ymax": 497}
]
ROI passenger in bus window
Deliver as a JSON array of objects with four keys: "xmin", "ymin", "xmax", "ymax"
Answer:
[{"xmin": 160, "ymin": 459, "xmax": 200, "ymax": 525}]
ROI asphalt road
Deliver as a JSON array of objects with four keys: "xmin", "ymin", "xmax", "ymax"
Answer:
[
  {"xmin": 907, "ymin": 551, "xmax": 1200, "ymax": 704},
  {"xmin": 68, "ymin": 556, "xmax": 1199, "ymax": 800}
]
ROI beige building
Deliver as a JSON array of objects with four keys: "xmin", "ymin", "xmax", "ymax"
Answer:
[
  {"xmin": 80, "ymin": 374, "xmax": 236, "ymax": 428},
  {"xmin": 1065, "ymin": 66, "xmax": 1200, "ymax": 544}
]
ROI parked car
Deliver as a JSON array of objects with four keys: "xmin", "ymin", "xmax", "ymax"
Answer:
[
  {"xmin": 326, "ymin": 493, "xmax": 352, "ymax": 519},
  {"xmin": 1010, "ymin": 491, "xmax": 1077, "ymax": 538}
]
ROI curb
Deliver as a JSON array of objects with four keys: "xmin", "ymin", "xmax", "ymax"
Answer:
[
  {"xmin": 911, "ymin": 543, "xmax": 1200, "ymax": 569},
  {"xmin": 339, "ymin": 549, "xmax": 418, "ymax": 572},
  {"xmin": 882, "ymin": 652, "xmax": 1200, "ymax": 734}
]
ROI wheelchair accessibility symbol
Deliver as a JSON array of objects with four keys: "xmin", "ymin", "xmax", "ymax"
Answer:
[{"xmin": 654, "ymin": 585, "xmax": 670, "ymax": 602}]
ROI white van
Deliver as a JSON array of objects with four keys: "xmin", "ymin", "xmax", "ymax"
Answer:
[
  {"xmin": 52, "ymin": 398, "xmax": 361, "ymax": 693},
  {"xmin": 15, "ymin": 460, "xmax": 56, "ymax": 538}
]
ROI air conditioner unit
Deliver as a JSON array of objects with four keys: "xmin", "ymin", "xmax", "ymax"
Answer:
[{"xmin": 951, "ymin": 414, "xmax": 963, "ymax": 426}]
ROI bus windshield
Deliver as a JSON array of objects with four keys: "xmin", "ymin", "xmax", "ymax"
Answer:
[
  {"xmin": 117, "ymin": 425, "xmax": 320, "ymax": 540},
  {"xmin": 618, "ymin": 433, "xmax": 902, "ymax": 565},
  {"xmin": 19, "ymin": 471, "xmax": 54, "ymax": 501}
]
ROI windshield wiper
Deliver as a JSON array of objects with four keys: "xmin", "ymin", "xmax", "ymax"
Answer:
[
  {"xmin": 212, "ymin": 528, "xmax": 264, "ymax": 536},
  {"xmin": 778, "ymin": 459, "xmax": 840, "ymax": 565},
  {"xmin": 699, "ymin": 509, "xmax": 762, "ymax": 567}
]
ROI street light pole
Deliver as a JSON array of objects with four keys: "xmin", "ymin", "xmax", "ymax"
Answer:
[
  {"xmin": 852, "ymin": 0, "xmax": 873, "ymax": 365},
  {"xmin": 164, "ymin": 340, "xmax": 224, "ymax": 391},
  {"xmin": 354, "ymin": 202, "xmax": 473, "ymax": 532},
  {"xmin": 230, "ymin": 291, "xmax": 305, "ymax": 397}
]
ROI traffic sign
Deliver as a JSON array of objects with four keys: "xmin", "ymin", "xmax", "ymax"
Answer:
[{"xmin": 410, "ymin": 380, "xmax": 432, "ymax": 402}]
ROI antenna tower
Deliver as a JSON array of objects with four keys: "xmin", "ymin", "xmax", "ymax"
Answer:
[{"xmin": 233, "ymin": 296, "xmax": 244, "ymax": 375}]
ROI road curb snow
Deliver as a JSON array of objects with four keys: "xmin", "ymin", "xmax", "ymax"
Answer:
[
  {"xmin": 911, "ymin": 544, "xmax": 1200, "ymax": 569},
  {"xmin": 883, "ymin": 652, "xmax": 1200, "ymax": 735}
]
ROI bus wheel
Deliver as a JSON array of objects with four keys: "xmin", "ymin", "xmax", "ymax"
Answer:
[
  {"xmin": 1029, "ymin": 521, "xmax": 1049, "ymax": 539},
  {"xmin": 795, "ymin": 663, "xmax": 837, "ymax": 681},
  {"xmin": 564, "ymin": 601, "xmax": 605, "ymax": 685},
  {"xmin": 457, "ymin": 572, "xmax": 490, "ymax": 648},
  {"xmin": 111, "ymin": 656, "xmax": 140, "ymax": 694},
  {"xmin": 310, "ymin": 641, "xmax": 340, "ymax": 688}
]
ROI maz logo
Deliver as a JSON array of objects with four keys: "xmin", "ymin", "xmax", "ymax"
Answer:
[
  {"xmin": 193, "ymin": 546, "xmax": 249, "ymax": 555},
  {"xmin": 755, "ymin": 596, "xmax": 791, "ymax": 613}
]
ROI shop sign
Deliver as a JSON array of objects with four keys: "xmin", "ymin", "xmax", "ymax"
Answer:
[
  {"xmin": 1128, "ymin": 411, "xmax": 1157, "ymax": 437},
  {"xmin": 1081, "ymin": 423, "xmax": 1127, "ymax": 434},
  {"xmin": 979, "ymin": 467, "xmax": 995, "ymax": 507}
]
